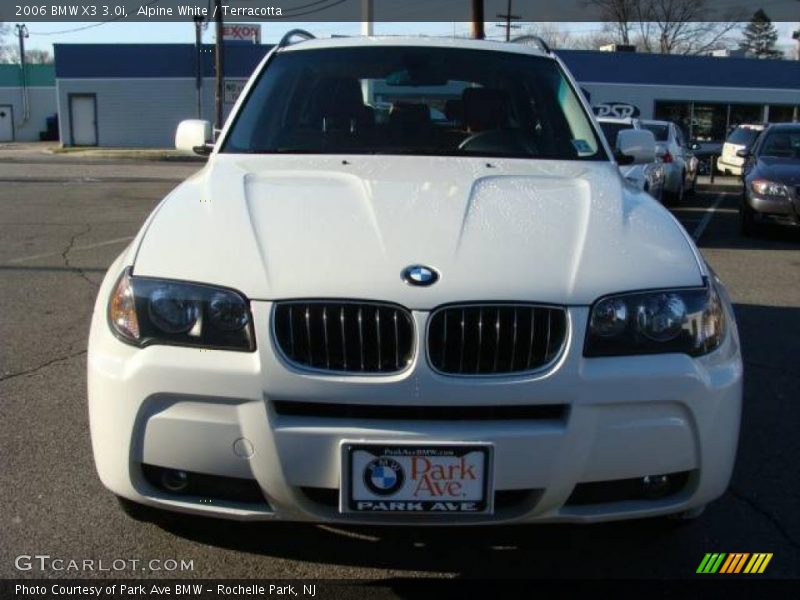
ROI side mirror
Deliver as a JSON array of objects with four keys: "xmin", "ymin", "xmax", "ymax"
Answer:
[
  {"xmin": 735, "ymin": 148, "xmax": 750, "ymax": 158},
  {"xmin": 616, "ymin": 129, "xmax": 656, "ymax": 165},
  {"xmin": 175, "ymin": 119, "xmax": 213, "ymax": 156}
]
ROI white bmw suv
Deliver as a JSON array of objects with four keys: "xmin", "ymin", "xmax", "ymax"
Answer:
[{"xmin": 88, "ymin": 33, "xmax": 742, "ymax": 525}]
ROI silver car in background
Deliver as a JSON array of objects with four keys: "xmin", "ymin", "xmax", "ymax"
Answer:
[
  {"xmin": 598, "ymin": 117, "xmax": 665, "ymax": 203},
  {"xmin": 640, "ymin": 119, "xmax": 698, "ymax": 203}
]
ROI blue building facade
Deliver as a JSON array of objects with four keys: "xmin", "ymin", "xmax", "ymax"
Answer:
[{"xmin": 54, "ymin": 43, "xmax": 800, "ymax": 147}]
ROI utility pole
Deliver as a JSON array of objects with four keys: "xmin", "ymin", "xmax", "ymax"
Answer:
[
  {"xmin": 361, "ymin": 0, "xmax": 374, "ymax": 104},
  {"xmin": 361, "ymin": 0, "xmax": 374, "ymax": 36},
  {"xmin": 793, "ymin": 25, "xmax": 800, "ymax": 60},
  {"xmin": 214, "ymin": 0, "xmax": 224, "ymax": 131},
  {"xmin": 15, "ymin": 24, "xmax": 29, "ymax": 124},
  {"xmin": 470, "ymin": 0, "xmax": 484, "ymax": 40},
  {"xmin": 193, "ymin": 16, "xmax": 204, "ymax": 119},
  {"xmin": 496, "ymin": 0, "xmax": 520, "ymax": 42}
]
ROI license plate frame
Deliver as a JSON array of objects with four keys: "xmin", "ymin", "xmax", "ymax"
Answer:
[{"xmin": 340, "ymin": 441, "xmax": 494, "ymax": 515}]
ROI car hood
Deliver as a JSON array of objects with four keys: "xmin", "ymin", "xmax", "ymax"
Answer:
[
  {"xmin": 755, "ymin": 157, "xmax": 800, "ymax": 185},
  {"xmin": 133, "ymin": 155, "xmax": 702, "ymax": 308}
]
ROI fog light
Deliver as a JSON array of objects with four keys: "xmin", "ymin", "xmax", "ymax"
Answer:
[
  {"xmin": 641, "ymin": 474, "xmax": 670, "ymax": 499},
  {"xmin": 160, "ymin": 469, "xmax": 189, "ymax": 493}
]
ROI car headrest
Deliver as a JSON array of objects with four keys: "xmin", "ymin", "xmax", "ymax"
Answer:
[
  {"xmin": 389, "ymin": 102, "xmax": 431, "ymax": 127},
  {"xmin": 309, "ymin": 77, "xmax": 367, "ymax": 122},
  {"xmin": 444, "ymin": 99, "xmax": 463, "ymax": 123},
  {"xmin": 461, "ymin": 88, "xmax": 510, "ymax": 132}
]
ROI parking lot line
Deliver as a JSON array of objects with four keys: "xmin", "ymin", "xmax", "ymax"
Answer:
[
  {"xmin": 6, "ymin": 236, "xmax": 134, "ymax": 264},
  {"xmin": 692, "ymin": 194, "xmax": 726, "ymax": 241}
]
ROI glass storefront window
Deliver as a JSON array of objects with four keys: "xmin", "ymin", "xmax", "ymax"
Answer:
[
  {"xmin": 768, "ymin": 105, "xmax": 797, "ymax": 123},
  {"xmin": 729, "ymin": 104, "xmax": 764, "ymax": 129},
  {"xmin": 692, "ymin": 103, "xmax": 728, "ymax": 141},
  {"xmin": 654, "ymin": 100, "xmax": 795, "ymax": 142},
  {"xmin": 653, "ymin": 101, "xmax": 691, "ymax": 139}
]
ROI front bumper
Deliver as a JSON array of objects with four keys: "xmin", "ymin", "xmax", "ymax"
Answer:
[
  {"xmin": 88, "ymin": 276, "xmax": 742, "ymax": 525},
  {"xmin": 745, "ymin": 190, "xmax": 800, "ymax": 227},
  {"xmin": 717, "ymin": 157, "xmax": 743, "ymax": 176}
]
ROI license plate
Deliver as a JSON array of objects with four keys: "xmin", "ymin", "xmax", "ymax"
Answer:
[{"xmin": 340, "ymin": 442, "xmax": 493, "ymax": 514}]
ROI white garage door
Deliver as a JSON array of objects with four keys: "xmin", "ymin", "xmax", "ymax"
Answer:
[
  {"xmin": 0, "ymin": 105, "xmax": 13, "ymax": 142},
  {"xmin": 70, "ymin": 95, "xmax": 97, "ymax": 146}
]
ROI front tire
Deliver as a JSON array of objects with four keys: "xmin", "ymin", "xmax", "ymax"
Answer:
[
  {"xmin": 686, "ymin": 170, "xmax": 696, "ymax": 198},
  {"xmin": 667, "ymin": 176, "xmax": 684, "ymax": 205}
]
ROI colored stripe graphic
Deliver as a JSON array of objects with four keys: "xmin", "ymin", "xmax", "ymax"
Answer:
[
  {"xmin": 719, "ymin": 554, "xmax": 736, "ymax": 573},
  {"xmin": 744, "ymin": 553, "xmax": 773, "ymax": 574},
  {"xmin": 721, "ymin": 553, "xmax": 749, "ymax": 573},
  {"xmin": 697, "ymin": 553, "xmax": 714, "ymax": 573},
  {"xmin": 734, "ymin": 553, "xmax": 750, "ymax": 573},
  {"xmin": 697, "ymin": 553, "xmax": 727, "ymax": 574},
  {"xmin": 699, "ymin": 553, "xmax": 773, "ymax": 574}
]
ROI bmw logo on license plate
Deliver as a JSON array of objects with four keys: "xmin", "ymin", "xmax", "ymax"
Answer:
[{"xmin": 364, "ymin": 457, "xmax": 405, "ymax": 496}]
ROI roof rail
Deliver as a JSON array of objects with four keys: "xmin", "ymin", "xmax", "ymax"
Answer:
[
  {"xmin": 510, "ymin": 35, "xmax": 551, "ymax": 54},
  {"xmin": 277, "ymin": 29, "xmax": 316, "ymax": 49}
]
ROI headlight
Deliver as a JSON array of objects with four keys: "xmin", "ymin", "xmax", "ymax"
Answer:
[
  {"xmin": 751, "ymin": 179, "xmax": 788, "ymax": 198},
  {"xmin": 585, "ymin": 283, "xmax": 725, "ymax": 357},
  {"xmin": 108, "ymin": 269, "xmax": 254, "ymax": 351}
]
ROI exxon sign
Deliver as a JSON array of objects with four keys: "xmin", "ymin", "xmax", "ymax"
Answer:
[
  {"xmin": 593, "ymin": 102, "xmax": 641, "ymax": 119},
  {"xmin": 222, "ymin": 24, "xmax": 261, "ymax": 44}
]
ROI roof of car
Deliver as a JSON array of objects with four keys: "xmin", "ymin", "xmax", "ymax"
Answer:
[
  {"xmin": 597, "ymin": 117, "xmax": 637, "ymax": 125},
  {"xmin": 640, "ymin": 120, "xmax": 671, "ymax": 127},
  {"xmin": 765, "ymin": 122, "xmax": 800, "ymax": 131},
  {"xmin": 279, "ymin": 35, "xmax": 550, "ymax": 58}
]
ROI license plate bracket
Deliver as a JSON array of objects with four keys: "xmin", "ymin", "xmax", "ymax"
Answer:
[{"xmin": 340, "ymin": 442, "xmax": 494, "ymax": 514}]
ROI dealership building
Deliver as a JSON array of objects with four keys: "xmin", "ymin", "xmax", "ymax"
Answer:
[
  {"xmin": 50, "ymin": 42, "xmax": 800, "ymax": 148},
  {"xmin": 53, "ymin": 44, "xmax": 267, "ymax": 147},
  {"xmin": 0, "ymin": 64, "xmax": 58, "ymax": 143}
]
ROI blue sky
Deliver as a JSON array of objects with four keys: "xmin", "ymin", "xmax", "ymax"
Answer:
[{"xmin": 18, "ymin": 20, "xmax": 800, "ymax": 54}]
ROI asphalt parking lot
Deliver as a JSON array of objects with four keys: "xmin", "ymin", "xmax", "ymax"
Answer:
[{"xmin": 1, "ymin": 150, "xmax": 798, "ymax": 583}]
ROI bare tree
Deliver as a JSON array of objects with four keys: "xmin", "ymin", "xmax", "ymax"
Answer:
[
  {"xmin": 2, "ymin": 46, "xmax": 53, "ymax": 64},
  {"xmin": 0, "ymin": 22, "xmax": 11, "ymax": 62},
  {"xmin": 584, "ymin": 0, "xmax": 639, "ymax": 45},
  {"xmin": 518, "ymin": 22, "xmax": 573, "ymax": 49},
  {"xmin": 586, "ymin": 0, "xmax": 745, "ymax": 55},
  {"xmin": 571, "ymin": 30, "xmax": 619, "ymax": 50}
]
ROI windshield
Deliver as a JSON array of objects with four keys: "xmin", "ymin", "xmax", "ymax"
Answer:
[
  {"xmin": 223, "ymin": 46, "xmax": 605, "ymax": 160},
  {"xmin": 758, "ymin": 129, "xmax": 800, "ymax": 159},
  {"xmin": 727, "ymin": 127, "xmax": 760, "ymax": 147},
  {"xmin": 641, "ymin": 123, "xmax": 669, "ymax": 142},
  {"xmin": 598, "ymin": 122, "xmax": 631, "ymax": 149}
]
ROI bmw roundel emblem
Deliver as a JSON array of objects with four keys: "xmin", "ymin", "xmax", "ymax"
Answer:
[
  {"xmin": 402, "ymin": 264, "xmax": 439, "ymax": 287},
  {"xmin": 363, "ymin": 457, "xmax": 405, "ymax": 496}
]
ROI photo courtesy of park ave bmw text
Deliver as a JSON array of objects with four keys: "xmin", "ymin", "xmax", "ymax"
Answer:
[{"xmin": 0, "ymin": 0, "xmax": 798, "ymax": 596}]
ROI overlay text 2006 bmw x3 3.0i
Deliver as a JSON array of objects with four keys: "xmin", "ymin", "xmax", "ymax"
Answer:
[{"xmin": 88, "ymin": 32, "xmax": 742, "ymax": 525}]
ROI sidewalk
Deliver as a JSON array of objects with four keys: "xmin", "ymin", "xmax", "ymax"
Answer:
[{"xmin": 0, "ymin": 141, "xmax": 205, "ymax": 163}]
